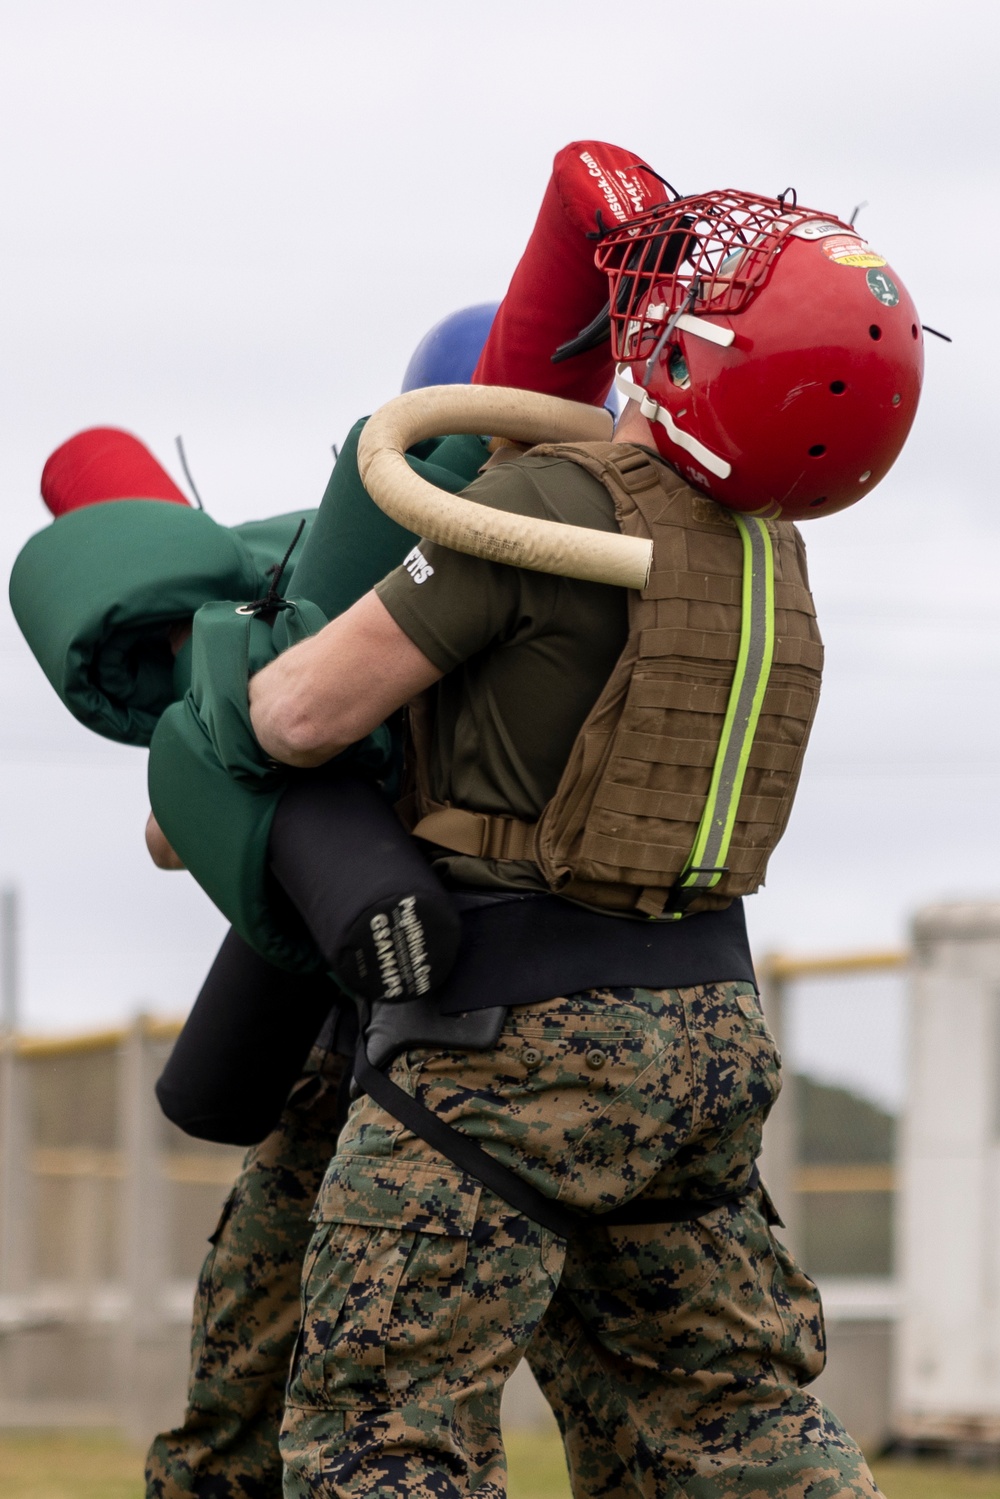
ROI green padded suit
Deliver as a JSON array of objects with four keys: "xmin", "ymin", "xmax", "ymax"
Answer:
[{"xmin": 10, "ymin": 421, "xmax": 490, "ymax": 969}]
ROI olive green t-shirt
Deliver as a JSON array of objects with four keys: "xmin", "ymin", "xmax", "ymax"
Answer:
[{"xmin": 374, "ymin": 451, "xmax": 629, "ymax": 890}]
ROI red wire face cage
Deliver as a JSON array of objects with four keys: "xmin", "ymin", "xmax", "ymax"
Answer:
[{"xmin": 595, "ymin": 190, "xmax": 924, "ymax": 519}]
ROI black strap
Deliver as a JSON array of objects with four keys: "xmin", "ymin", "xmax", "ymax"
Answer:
[
  {"xmin": 354, "ymin": 1041, "xmax": 761, "ymax": 1238},
  {"xmin": 354, "ymin": 1041, "xmax": 581, "ymax": 1238}
]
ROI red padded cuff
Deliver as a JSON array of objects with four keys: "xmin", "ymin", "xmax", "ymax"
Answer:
[
  {"xmin": 41, "ymin": 428, "xmax": 189, "ymax": 517},
  {"xmin": 473, "ymin": 141, "xmax": 671, "ymax": 406}
]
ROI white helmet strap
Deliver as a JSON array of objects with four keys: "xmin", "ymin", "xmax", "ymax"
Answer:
[{"xmin": 615, "ymin": 366, "xmax": 733, "ymax": 481}]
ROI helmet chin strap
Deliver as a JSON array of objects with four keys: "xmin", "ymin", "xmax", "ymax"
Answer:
[{"xmin": 615, "ymin": 366, "xmax": 733, "ymax": 481}]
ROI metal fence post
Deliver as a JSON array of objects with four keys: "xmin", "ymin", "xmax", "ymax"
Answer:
[
  {"xmin": 758, "ymin": 956, "xmax": 800, "ymax": 1253},
  {"xmin": 1, "ymin": 888, "xmax": 19, "ymax": 1034},
  {"xmin": 0, "ymin": 1036, "xmax": 32, "ymax": 1299},
  {"xmin": 115, "ymin": 1013, "xmax": 172, "ymax": 1444},
  {"xmin": 896, "ymin": 903, "xmax": 1000, "ymax": 1452}
]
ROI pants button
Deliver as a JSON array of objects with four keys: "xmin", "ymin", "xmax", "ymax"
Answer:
[
  {"xmin": 522, "ymin": 1046, "xmax": 542, "ymax": 1068},
  {"xmin": 586, "ymin": 1048, "xmax": 607, "ymax": 1070}
]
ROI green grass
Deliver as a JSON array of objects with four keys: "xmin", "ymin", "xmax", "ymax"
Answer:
[
  {"xmin": 507, "ymin": 1429, "xmax": 573, "ymax": 1497},
  {"xmin": 871, "ymin": 1461, "xmax": 1000, "ymax": 1499},
  {"xmin": 0, "ymin": 1430, "xmax": 144, "ymax": 1499},
  {"xmin": 3, "ymin": 1428, "xmax": 1000, "ymax": 1498}
]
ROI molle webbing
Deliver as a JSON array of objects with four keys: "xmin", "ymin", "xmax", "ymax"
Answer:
[{"xmin": 411, "ymin": 443, "xmax": 822, "ymax": 918}]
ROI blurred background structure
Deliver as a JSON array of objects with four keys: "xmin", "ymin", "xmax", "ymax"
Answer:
[
  {"xmin": 1, "ymin": 0, "xmax": 997, "ymax": 1472},
  {"xmin": 3, "ymin": 899, "xmax": 1000, "ymax": 1455}
]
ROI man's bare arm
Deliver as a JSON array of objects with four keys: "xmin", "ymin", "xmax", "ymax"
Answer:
[{"xmin": 249, "ymin": 590, "xmax": 443, "ymax": 767}]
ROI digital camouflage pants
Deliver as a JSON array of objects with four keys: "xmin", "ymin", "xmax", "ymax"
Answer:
[{"xmin": 279, "ymin": 984, "xmax": 881, "ymax": 1499}]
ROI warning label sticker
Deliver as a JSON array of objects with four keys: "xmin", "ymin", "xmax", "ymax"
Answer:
[
  {"xmin": 821, "ymin": 235, "xmax": 888, "ymax": 268},
  {"xmin": 790, "ymin": 219, "xmax": 846, "ymax": 241}
]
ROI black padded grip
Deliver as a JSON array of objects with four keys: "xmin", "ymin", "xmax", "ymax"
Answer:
[
  {"xmin": 268, "ymin": 774, "xmax": 461, "ymax": 1003},
  {"xmin": 156, "ymin": 927, "xmax": 342, "ymax": 1145}
]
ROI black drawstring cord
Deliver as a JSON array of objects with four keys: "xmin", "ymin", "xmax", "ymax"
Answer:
[
  {"xmin": 175, "ymin": 435, "xmax": 205, "ymax": 510},
  {"xmin": 586, "ymin": 208, "xmax": 613, "ymax": 241},
  {"xmin": 238, "ymin": 517, "xmax": 307, "ymax": 616},
  {"xmin": 585, "ymin": 167, "xmax": 683, "ymax": 240},
  {"xmin": 640, "ymin": 166, "xmax": 682, "ymax": 200}
]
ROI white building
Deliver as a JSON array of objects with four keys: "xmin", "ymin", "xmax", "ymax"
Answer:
[{"xmin": 896, "ymin": 902, "xmax": 1000, "ymax": 1449}]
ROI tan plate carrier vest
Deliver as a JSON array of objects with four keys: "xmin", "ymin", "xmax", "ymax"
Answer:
[{"xmin": 409, "ymin": 442, "xmax": 824, "ymax": 919}]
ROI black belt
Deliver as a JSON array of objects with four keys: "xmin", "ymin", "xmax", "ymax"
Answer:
[{"xmin": 354, "ymin": 1040, "xmax": 763, "ymax": 1241}]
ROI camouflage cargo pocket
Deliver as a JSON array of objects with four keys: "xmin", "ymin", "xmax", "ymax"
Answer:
[
  {"xmin": 767, "ymin": 1218, "xmax": 827, "ymax": 1385},
  {"xmin": 187, "ymin": 1185, "xmax": 239, "ymax": 1381},
  {"xmin": 286, "ymin": 1156, "xmax": 481, "ymax": 1411}
]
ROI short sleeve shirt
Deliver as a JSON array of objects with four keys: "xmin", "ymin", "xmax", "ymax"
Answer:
[{"xmin": 374, "ymin": 451, "xmax": 629, "ymax": 888}]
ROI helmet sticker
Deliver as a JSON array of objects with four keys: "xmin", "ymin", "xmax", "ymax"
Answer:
[
  {"xmin": 866, "ymin": 269, "xmax": 900, "ymax": 306},
  {"xmin": 821, "ymin": 235, "xmax": 888, "ymax": 268},
  {"xmin": 790, "ymin": 219, "xmax": 848, "ymax": 240}
]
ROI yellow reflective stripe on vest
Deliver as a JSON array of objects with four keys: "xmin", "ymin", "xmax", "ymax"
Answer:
[{"xmin": 677, "ymin": 514, "xmax": 776, "ymax": 899}]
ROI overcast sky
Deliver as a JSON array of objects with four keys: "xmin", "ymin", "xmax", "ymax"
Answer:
[{"xmin": 1, "ymin": 0, "xmax": 997, "ymax": 1105}]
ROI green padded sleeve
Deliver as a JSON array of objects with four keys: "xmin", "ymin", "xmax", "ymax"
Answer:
[
  {"xmin": 149, "ymin": 701, "xmax": 323, "ymax": 972},
  {"xmin": 9, "ymin": 501, "xmax": 315, "ymax": 746},
  {"xmin": 188, "ymin": 597, "xmax": 328, "ymax": 781},
  {"xmin": 285, "ymin": 420, "xmax": 489, "ymax": 618},
  {"xmin": 149, "ymin": 597, "xmax": 395, "ymax": 970},
  {"xmin": 145, "ymin": 423, "xmax": 489, "ymax": 967}
]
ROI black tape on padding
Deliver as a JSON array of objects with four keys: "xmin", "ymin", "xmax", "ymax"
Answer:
[
  {"xmin": 338, "ymin": 892, "xmax": 460, "ymax": 1005},
  {"xmin": 268, "ymin": 774, "xmax": 461, "ymax": 1003},
  {"xmin": 156, "ymin": 927, "xmax": 343, "ymax": 1145}
]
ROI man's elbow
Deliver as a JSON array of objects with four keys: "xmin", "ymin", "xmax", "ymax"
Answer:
[
  {"xmin": 251, "ymin": 686, "xmax": 340, "ymax": 767},
  {"xmin": 273, "ymin": 717, "xmax": 336, "ymax": 768}
]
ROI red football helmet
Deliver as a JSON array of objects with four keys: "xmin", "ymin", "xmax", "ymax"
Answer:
[{"xmin": 595, "ymin": 190, "xmax": 924, "ymax": 518}]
